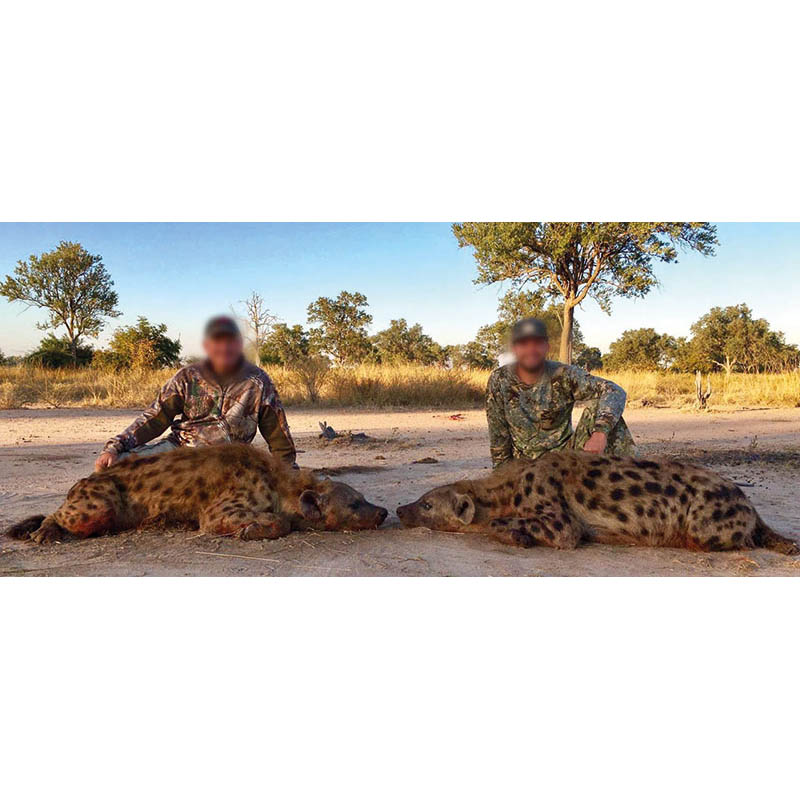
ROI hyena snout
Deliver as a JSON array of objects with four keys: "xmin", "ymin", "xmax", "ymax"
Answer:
[
  {"xmin": 347, "ymin": 501, "xmax": 388, "ymax": 529},
  {"xmin": 396, "ymin": 503, "xmax": 416, "ymax": 526}
]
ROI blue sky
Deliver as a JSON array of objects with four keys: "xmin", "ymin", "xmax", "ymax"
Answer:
[{"xmin": 0, "ymin": 222, "xmax": 798, "ymax": 358}]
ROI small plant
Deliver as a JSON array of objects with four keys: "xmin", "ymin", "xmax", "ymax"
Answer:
[
  {"xmin": 289, "ymin": 356, "xmax": 331, "ymax": 403},
  {"xmin": 695, "ymin": 371, "xmax": 712, "ymax": 409}
]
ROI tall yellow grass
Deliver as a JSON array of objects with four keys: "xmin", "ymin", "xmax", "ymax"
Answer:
[{"xmin": 0, "ymin": 364, "xmax": 798, "ymax": 410}]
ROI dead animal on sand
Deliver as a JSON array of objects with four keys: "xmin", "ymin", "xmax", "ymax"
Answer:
[
  {"xmin": 396, "ymin": 451, "xmax": 799, "ymax": 555},
  {"xmin": 5, "ymin": 444, "xmax": 388, "ymax": 545},
  {"xmin": 318, "ymin": 421, "xmax": 372, "ymax": 445}
]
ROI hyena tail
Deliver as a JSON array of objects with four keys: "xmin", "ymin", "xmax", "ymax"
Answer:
[
  {"xmin": 4, "ymin": 515, "xmax": 47, "ymax": 539},
  {"xmin": 752, "ymin": 515, "xmax": 800, "ymax": 555}
]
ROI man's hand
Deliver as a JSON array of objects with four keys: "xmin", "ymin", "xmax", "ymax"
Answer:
[
  {"xmin": 582, "ymin": 431, "xmax": 608, "ymax": 454},
  {"xmin": 94, "ymin": 451, "xmax": 119, "ymax": 471}
]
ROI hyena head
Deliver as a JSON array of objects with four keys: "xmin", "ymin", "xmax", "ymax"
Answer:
[
  {"xmin": 298, "ymin": 480, "xmax": 388, "ymax": 531},
  {"xmin": 397, "ymin": 485, "xmax": 476, "ymax": 531}
]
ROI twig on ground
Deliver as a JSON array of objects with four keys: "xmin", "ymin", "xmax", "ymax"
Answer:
[
  {"xmin": 195, "ymin": 551, "xmax": 281, "ymax": 563},
  {"xmin": 299, "ymin": 538, "xmax": 317, "ymax": 548}
]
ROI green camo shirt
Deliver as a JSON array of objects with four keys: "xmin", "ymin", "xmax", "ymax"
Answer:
[{"xmin": 486, "ymin": 361, "xmax": 627, "ymax": 467}]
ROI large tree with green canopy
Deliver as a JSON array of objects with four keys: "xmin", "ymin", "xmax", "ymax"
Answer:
[
  {"xmin": 452, "ymin": 222, "xmax": 718, "ymax": 363},
  {"xmin": 0, "ymin": 241, "xmax": 120, "ymax": 365}
]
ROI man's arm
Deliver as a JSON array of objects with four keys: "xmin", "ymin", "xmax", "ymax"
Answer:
[
  {"xmin": 565, "ymin": 364, "xmax": 627, "ymax": 448},
  {"xmin": 486, "ymin": 372, "xmax": 513, "ymax": 468},
  {"xmin": 258, "ymin": 389, "xmax": 297, "ymax": 466},
  {"xmin": 102, "ymin": 375, "xmax": 185, "ymax": 456}
]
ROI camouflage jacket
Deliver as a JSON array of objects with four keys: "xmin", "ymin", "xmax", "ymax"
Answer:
[
  {"xmin": 486, "ymin": 361, "xmax": 626, "ymax": 467},
  {"xmin": 104, "ymin": 360, "xmax": 296, "ymax": 464}
]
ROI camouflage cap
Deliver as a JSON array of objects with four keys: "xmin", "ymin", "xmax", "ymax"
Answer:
[
  {"xmin": 204, "ymin": 315, "xmax": 241, "ymax": 339},
  {"xmin": 511, "ymin": 317, "xmax": 549, "ymax": 343}
]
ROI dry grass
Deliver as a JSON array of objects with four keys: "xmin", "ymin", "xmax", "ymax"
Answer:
[
  {"xmin": 0, "ymin": 364, "xmax": 798, "ymax": 410},
  {"xmin": 599, "ymin": 370, "xmax": 800, "ymax": 409}
]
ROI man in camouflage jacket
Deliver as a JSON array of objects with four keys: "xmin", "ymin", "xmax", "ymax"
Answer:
[
  {"xmin": 486, "ymin": 318, "xmax": 634, "ymax": 468},
  {"xmin": 95, "ymin": 316, "xmax": 295, "ymax": 470}
]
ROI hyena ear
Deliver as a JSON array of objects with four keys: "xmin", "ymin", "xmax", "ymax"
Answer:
[
  {"xmin": 299, "ymin": 490, "xmax": 323, "ymax": 520},
  {"xmin": 454, "ymin": 494, "xmax": 475, "ymax": 525}
]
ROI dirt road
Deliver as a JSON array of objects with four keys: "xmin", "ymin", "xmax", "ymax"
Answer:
[{"xmin": 1, "ymin": 406, "xmax": 799, "ymax": 576}]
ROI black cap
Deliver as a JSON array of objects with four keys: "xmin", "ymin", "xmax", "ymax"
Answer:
[
  {"xmin": 511, "ymin": 317, "xmax": 549, "ymax": 343},
  {"xmin": 203, "ymin": 315, "xmax": 241, "ymax": 339}
]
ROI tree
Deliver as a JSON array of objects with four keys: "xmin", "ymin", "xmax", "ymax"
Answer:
[
  {"xmin": 371, "ymin": 319, "xmax": 443, "ymax": 365},
  {"xmin": 449, "ymin": 340, "xmax": 496, "ymax": 370},
  {"xmin": 237, "ymin": 292, "xmax": 277, "ymax": 366},
  {"xmin": 573, "ymin": 346, "xmax": 603, "ymax": 372},
  {"xmin": 95, "ymin": 317, "xmax": 182, "ymax": 370},
  {"xmin": 26, "ymin": 334, "xmax": 95, "ymax": 368},
  {"xmin": 453, "ymin": 222, "xmax": 718, "ymax": 363},
  {"xmin": 307, "ymin": 290, "xmax": 373, "ymax": 365},
  {"xmin": 260, "ymin": 323, "xmax": 314, "ymax": 366},
  {"xmin": 472, "ymin": 288, "xmax": 586, "ymax": 362},
  {"xmin": 686, "ymin": 304, "xmax": 797, "ymax": 375},
  {"xmin": 603, "ymin": 328, "xmax": 678, "ymax": 371},
  {"xmin": 0, "ymin": 241, "xmax": 121, "ymax": 365}
]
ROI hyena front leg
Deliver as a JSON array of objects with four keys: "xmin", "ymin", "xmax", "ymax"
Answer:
[
  {"xmin": 199, "ymin": 498, "xmax": 292, "ymax": 541},
  {"xmin": 488, "ymin": 512, "xmax": 582, "ymax": 550}
]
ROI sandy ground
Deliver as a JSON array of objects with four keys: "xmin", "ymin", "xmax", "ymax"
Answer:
[{"xmin": 1, "ymin": 406, "xmax": 800, "ymax": 576}]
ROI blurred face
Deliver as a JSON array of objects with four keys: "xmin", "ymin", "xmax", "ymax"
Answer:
[
  {"xmin": 203, "ymin": 333, "xmax": 244, "ymax": 375},
  {"xmin": 512, "ymin": 336, "xmax": 549, "ymax": 372}
]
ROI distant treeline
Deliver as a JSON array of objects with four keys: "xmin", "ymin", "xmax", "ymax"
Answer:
[
  {"xmin": 1, "ymin": 240, "xmax": 797, "ymax": 376},
  {"xmin": 2, "ymin": 292, "xmax": 797, "ymax": 378}
]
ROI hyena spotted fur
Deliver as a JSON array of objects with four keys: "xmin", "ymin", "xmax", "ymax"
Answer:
[
  {"xmin": 5, "ymin": 444, "xmax": 388, "ymax": 545},
  {"xmin": 397, "ymin": 451, "xmax": 798, "ymax": 554}
]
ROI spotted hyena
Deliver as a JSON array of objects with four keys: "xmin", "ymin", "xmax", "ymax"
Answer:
[
  {"xmin": 396, "ymin": 451, "xmax": 798, "ymax": 554},
  {"xmin": 5, "ymin": 444, "xmax": 388, "ymax": 545}
]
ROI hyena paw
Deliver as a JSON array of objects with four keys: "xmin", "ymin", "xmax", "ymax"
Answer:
[
  {"xmin": 31, "ymin": 521, "xmax": 65, "ymax": 545},
  {"xmin": 239, "ymin": 520, "xmax": 290, "ymax": 541},
  {"xmin": 511, "ymin": 528, "xmax": 536, "ymax": 548}
]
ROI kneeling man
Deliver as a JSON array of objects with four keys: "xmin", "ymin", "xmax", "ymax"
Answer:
[
  {"xmin": 486, "ymin": 318, "xmax": 634, "ymax": 468},
  {"xmin": 95, "ymin": 315, "xmax": 296, "ymax": 471}
]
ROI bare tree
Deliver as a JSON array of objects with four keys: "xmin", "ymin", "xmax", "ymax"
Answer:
[{"xmin": 236, "ymin": 292, "xmax": 277, "ymax": 366}]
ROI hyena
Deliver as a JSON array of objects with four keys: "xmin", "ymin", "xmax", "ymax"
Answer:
[
  {"xmin": 5, "ymin": 444, "xmax": 388, "ymax": 544},
  {"xmin": 396, "ymin": 451, "xmax": 798, "ymax": 554}
]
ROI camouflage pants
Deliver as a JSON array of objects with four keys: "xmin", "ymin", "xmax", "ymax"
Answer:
[
  {"xmin": 570, "ymin": 403, "xmax": 636, "ymax": 456},
  {"xmin": 117, "ymin": 439, "xmax": 178, "ymax": 461}
]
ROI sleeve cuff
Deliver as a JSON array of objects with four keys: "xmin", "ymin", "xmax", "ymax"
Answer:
[{"xmin": 593, "ymin": 420, "xmax": 614, "ymax": 436}]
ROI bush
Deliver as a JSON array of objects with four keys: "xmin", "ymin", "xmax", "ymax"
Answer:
[
  {"xmin": 94, "ymin": 317, "xmax": 181, "ymax": 370},
  {"xmin": 25, "ymin": 334, "xmax": 94, "ymax": 368}
]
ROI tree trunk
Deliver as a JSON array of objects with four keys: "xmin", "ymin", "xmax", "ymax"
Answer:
[
  {"xmin": 559, "ymin": 303, "xmax": 574, "ymax": 364},
  {"xmin": 69, "ymin": 336, "xmax": 78, "ymax": 366}
]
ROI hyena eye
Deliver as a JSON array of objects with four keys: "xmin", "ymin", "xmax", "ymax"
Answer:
[
  {"xmin": 349, "ymin": 501, "xmax": 361, "ymax": 510},
  {"xmin": 421, "ymin": 502, "xmax": 432, "ymax": 511}
]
